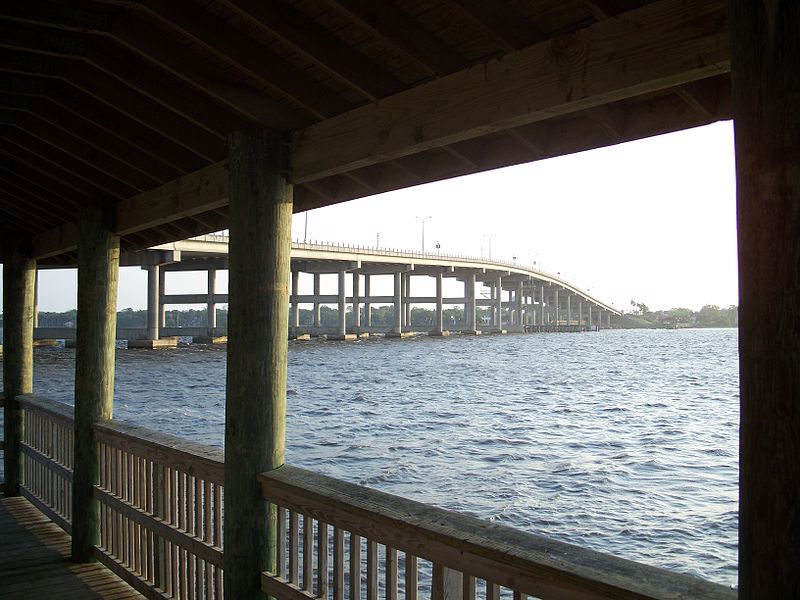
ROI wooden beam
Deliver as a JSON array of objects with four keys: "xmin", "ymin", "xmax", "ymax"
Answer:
[
  {"xmin": 327, "ymin": 0, "xmax": 468, "ymax": 77},
  {"xmin": 0, "ymin": 111, "xmax": 163, "ymax": 190},
  {"xmin": 115, "ymin": 161, "xmax": 229, "ymax": 235},
  {"xmin": 0, "ymin": 93, "xmax": 184, "ymax": 182},
  {"xmin": 223, "ymin": 0, "xmax": 404, "ymax": 101},
  {"xmin": 32, "ymin": 221, "xmax": 79, "ymax": 258},
  {"xmin": 443, "ymin": 0, "xmax": 546, "ymax": 51},
  {"xmin": 730, "ymin": 0, "xmax": 800, "ymax": 597},
  {"xmin": 0, "ymin": 4, "xmax": 303, "ymax": 128},
  {"xmin": 129, "ymin": 0, "xmax": 352, "ymax": 119},
  {"xmin": 290, "ymin": 0, "xmax": 729, "ymax": 184},
  {"xmin": 0, "ymin": 53, "xmax": 226, "ymax": 162}
]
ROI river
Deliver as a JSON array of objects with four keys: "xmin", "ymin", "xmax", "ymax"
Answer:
[{"xmin": 10, "ymin": 327, "xmax": 740, "ymax": 588}]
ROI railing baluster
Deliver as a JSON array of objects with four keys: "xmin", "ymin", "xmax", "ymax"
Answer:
[
  {"xmin": 277, "ymin": 507, "xmax": 287, "ymax": 580},
  {"xmin": 367, "ymin": 540, "xmax": 377, "ymax": 600},
  {"xmin": 318, "ymin": 521, "xmax": 329, "ymax": 599},
  {"xmin": 463, "ymin": 575, "xmax": 476, "ymax": 600},
  {"xmin": 404, "ymin": 554, "xmax": 418, "ymax": 600},
  {"xmin": 350, "ymin": 533, "xmax": 361, "ymax": 600},
  {"xmin": 486, "ymin": 582, "xmax": 500, "ymax": 600},
  {"xmin": 290, "ymin": 510, "xmax": 300, "ymax": 586},
  {"xmin": 386, "ymin": 547, "xmax": 397, "ymax": 600},
  {"xmin": 333, "ymin": 527, "xmax": 344, "ymax": 600},
  {"xmin": 304, "ymin": 514, "xmax": 314, "ymax": 592}
]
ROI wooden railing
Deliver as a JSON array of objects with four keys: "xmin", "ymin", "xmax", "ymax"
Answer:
[
  {"xmin": 17, "ymin": 395, "xmax": 225, "ymax": 600},
  {"xmin": 11, "ymin": 395, "xmax": 736, "ymax": 600},
  {"xmin": 259, "ymin": 466, "xmax": 737, "ymax": 600}
]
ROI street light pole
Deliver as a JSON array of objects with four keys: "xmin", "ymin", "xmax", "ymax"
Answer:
[
  {"xmin": 416, "ymin": 215, "xmax": 432, "ymax": 252},
  {"xmin": 482, "ymin": 234, "xmax": 495, "ymax": 259}
]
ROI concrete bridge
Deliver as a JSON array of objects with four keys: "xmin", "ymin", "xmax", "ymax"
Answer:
[{"xmin": 35, "ymin": 234, "xmax": 619, "ymax": 347}]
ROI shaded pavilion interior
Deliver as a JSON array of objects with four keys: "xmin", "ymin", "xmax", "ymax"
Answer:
[{"xmin": 0, "ymin": 0, "xmax": 797, "ymax": 599}]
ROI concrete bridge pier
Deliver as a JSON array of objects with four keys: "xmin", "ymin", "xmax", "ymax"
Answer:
[
  {"xmin": 588, "ymin": 304, "xmax": 593, "ymax": 329},
  {"xmin": 462, "ymin": 273, "xmax": 479, "ymax": 335},
  {"xmin": 554, "ymin": 288, "xmax": 560, "ymax": 326},
  {"xmin": 130, "ymin": 264, "xmax": 178, "ymax": 348},
  {"xmin": 364, "ymin": 275, "xmax": 372, "ymax": 327},
  {"xmin": 579, "ymin": 300, "xmax": 583, "ymax": 327},
  {"xmin": 539, "ymin": 284, "xmax": 546, "ymax": 326},
  {"xmin": 330, "ymin": 269, "xmax": 356, "ymax": 341},
  {"xmin": 352, "ymin": 272, "xmax": 367, "ymax": 338},
  {"xmin": 429, "ymin": 272, "xmax": 449, "ymax": 337},
  {"xmin": 493, "ymin": 276, "xmax": 505, "ymax": 333},
  {"xmin": 313, "ymin": 273, "xmax": 321, "ymax": 330},
  {"xmin": 194, "ymin": 268, "xmax": 229, "ymax": 344},
  {"xmin": 566, "ymin": 294, "xmax": 572, "ymax": 327},
  {"xmin": 403, "ymin": 272, "xmax": 412, "ymax": 329},
  {"xmin": 387, "ymin": 270, "xmax": 410, "ymax": 338}
]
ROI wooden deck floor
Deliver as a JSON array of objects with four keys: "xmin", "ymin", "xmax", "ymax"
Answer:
[{"xmin": 0, "ymin": 496, "xmax": 144, "ymax": 599}]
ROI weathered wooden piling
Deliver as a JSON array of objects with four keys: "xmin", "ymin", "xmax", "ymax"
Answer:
[
  {"xmin": 2, "ymin": 235, "xmax": 35, "ymax": 497},
  {"xmin": 71, "ymin": 204, "xmax": 120, "ymax": 562},
  {"xmin": 224, "ymin": 128, "xmax": 292, "ymax": 599}
]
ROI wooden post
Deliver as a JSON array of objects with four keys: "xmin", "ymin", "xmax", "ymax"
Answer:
[
  {"xmin": 730, "ymin": 1, "xmax": 800, "ymax": 597},
  {"xmin": 224, "ymin": 128, "xmax": 292, "ymax": 600},
  {"xmin": 71, "ymin": 204, "xmax": 120, "ymax": 562},
  {"xmin": 2, "ymin": 234, "xmax": 35, "ymax": 497}
]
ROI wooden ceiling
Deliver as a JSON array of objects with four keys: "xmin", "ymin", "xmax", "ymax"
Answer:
[{"xmin": 0, "ymin": 0, "xmax": 730, "ymax": 265}]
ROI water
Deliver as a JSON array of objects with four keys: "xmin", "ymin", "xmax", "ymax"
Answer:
[{"xmin": 18, "ymin": 328, "xmax": 740, "ymax": 587}]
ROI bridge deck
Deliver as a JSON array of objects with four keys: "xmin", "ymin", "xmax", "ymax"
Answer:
[{"xmin": 0, "ymin": 497, "xmax": 143, "ymax": 600}]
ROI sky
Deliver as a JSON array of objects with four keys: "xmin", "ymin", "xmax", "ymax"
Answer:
[{"xmin": 25, "ymin": 120, "xmax": 738, "ymax": 314}]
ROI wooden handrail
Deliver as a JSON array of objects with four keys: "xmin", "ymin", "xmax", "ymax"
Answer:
[
  {"xmin": 93, "ymin": 419, "xmax": 224, "ymax": 485},
  {"xmin": 16, "ymin": 393, "xmax": 75, "ymax": 426},
  {"xmin": 259, "ymin": 465, "xmax": 736, "ymax": 600}
]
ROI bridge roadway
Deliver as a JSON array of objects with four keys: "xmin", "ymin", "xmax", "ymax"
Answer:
[{"xmin": 35, "ymin": 235, "xmax": 620, "ymax": 346}]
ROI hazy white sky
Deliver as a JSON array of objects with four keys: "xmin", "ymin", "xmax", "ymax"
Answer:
[{"xmin": 29, "ymin": 120, "xmax": 738, "ymax": 313}]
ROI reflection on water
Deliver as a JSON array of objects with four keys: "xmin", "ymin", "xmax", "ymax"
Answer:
[{"xmin": 24, "ymin": 328, "xmax": 739, "ymax": 586}]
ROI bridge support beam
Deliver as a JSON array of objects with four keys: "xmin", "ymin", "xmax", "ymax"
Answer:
[
  {"xmin": 579, "ymin": 301, "xmax": 583, "ymax": 327},
  {"xmin": 388, "ymin": 271, "xmax": 405, "ymax": 337},
  {"xmin": 291, "ymin": 269, "xmax": 300, "ymax": 336},
  {"xmin": 224, "ymin": 128, "xmax": 291, "ymax": 600},
  {"xmin": 2, "ymin": 234, "xmax": 35, "ymax": 498},
  {"xmin": 588, "ymin": 304, "xmax": 593, "ymax": 328},
  {"xmin": 566, "ymin": 295, "xmax": 572, "ymax": 327},
  {"xmin": 516, "ymin": 281, "xmax": 524, "ymax": 327},
  {"xmin": 158, "ymin": 267, "xmax": 166, "ymax": 328},
  {"xmin": 72, "ymin": 204, "xmax": 119, "ymax": 562},
  {"xmin": 540, "ymin": 284, "xmax": 546, "ymax": 327},
  {"xmin": 464, "ymin": 274, "xmax": 478, "ymax": 334}
]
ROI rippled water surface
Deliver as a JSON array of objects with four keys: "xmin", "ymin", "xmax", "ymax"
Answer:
[{"xmin": 27, "ymin": 328, "xmax": 739, "ymax": 587}]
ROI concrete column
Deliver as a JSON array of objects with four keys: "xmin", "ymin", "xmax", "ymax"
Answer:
[
  {"xmin": 433, "ymin": 272, "xmax": 444, "ymax": 334},
  {"xmin": 567, "ymin": 295, "xmax": 572, "ymax": 326},
  {"xmin": 607, "ymin": 311, "xmax": 612, "ymax": 329},
  {"xmin": 2, "ymin": 235, "xmax": 35, "ymax": 498},
  {"xmin": 208, "ymin": 269, "xmax": 217, "ymax": 334},
  {"xmin": 338, "ymin": 270, "xmax": 347, "ymax": 337},
  {"xmin": 147, "ymin": 265, "xmax": 160, "ymax": 340},
  {"xmin": 579, "ymin": 300, "xmax": 583, "ymax": 327},
  {"xmin": 364, "ymin": 275, "xmax": 372, "ymax": 327},
  {"xmin": 404, "ymin": 273, "xmax": 411, "ymax": 327},
  {"xmin": 516, "ymin": 281, "xmax": 523, "ymax": 326},
  {"xmin": 554, "ymin": 288, "xmax": 560, "ymax": 326},
  {"xmin": 393, "ymin": 271, "xmax": 402, "ymax": 334},
  {"xmin": 352, "ymin": 272, "xmax": 361, "ymax": 332},
  {"xmin": 225, "ymin": 128, "xmax": 291, "ymax": 599},
  {"xmin": 732, "ymin": 2, "xmax": 800, "ymax": 593},
  {"xmin": 540, "ymin": 284, "xmax": 545, "ymax": 326},
  {"xmin": 466, "ymin": 274, "xmax": 477, "ymax": 332},
  {"xmin": 495, "ymin": 276, "xmax": 503, "ymax": 329},
  {"xmin": 290, "ymin": 269, "xmax": 300, "ymax": 332},
  {"xmin": 158, "ymin": 267, "xmax": 166, "ymax": 328},
  {"xmin": 313, "ymin": 273, "xmax": 321, "ymax": 328},
  {"xmin": 588, "ymin": 304, "xmax": 593, "ymax": 328},
  {"xmin": 72, "ymin": 205, "xmax": 120, "ymax": 562}
]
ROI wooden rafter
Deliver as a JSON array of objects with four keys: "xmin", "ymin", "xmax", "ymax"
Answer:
[
  {"xmin": 291, "ymin": 0, "xmax": 729, "ymax": 183},
  {"xmin": 326, "ymin": 0, "xmax": 468, "ymax": 77},
  {"xmin": 443, "ymin": 0, "xmax": 546, "ymax": 52}
]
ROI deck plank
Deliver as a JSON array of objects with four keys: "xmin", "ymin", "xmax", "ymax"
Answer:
[{"xmin": 0, "ymin": 496, "xmax": 145, "ymax": 599}]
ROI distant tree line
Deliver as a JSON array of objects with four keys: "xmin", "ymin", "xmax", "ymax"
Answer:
[
  {"xmin": 18, "ymin": 305, "xmax": 501, "ymax": 329},
  {"xmin": 620, "ymin": 302, "xmax": 738, "ymax": 329}
]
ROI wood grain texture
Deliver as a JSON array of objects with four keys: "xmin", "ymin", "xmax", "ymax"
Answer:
[
  {"xmin": 291, "ymin": 0, "xmax": 729, "ymax": 183},
  {"xmin": 2, "ymin": 233, "xmax": 35, "ymax": 496},
  {"xmin": 224, "ymin": 127, "xmax": 292, "ymax": 599},
  {"xmin": 730, "ymin": 0, "xmax": 800, "ymax": 597},
  {"xmin": 71, "ymin": 203, "xmax": 119, "ymax": 562},
  {"xmin": 260, "ymin": 465, "xmax": 735, "ymax": 600}
]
